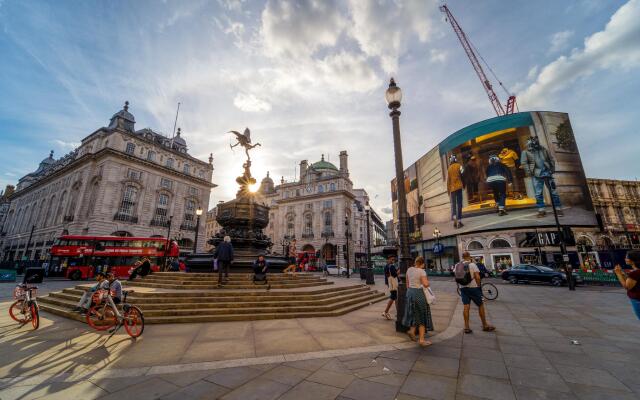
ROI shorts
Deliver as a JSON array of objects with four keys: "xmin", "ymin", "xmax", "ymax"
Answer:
[
  {"xmin": 389, "ymin": 290, "xmax": 398, "ymax": 301},
  {"xmin": 460, "ymin": 287, "xmax": 483, "ymax": 306},
  {"xmin": 289, "ymin": 257, "xmax": 296, "ymax": 265}
]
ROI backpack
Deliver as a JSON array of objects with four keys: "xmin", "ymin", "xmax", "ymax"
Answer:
[{"xmin": 454, "ymin": 261, "xmax": 472, "ymax": 285}]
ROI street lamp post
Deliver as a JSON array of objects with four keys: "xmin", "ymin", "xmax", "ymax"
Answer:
[
  {"xmin": 433, "ymin": 227, "xmax": 441, "ymax": 272},
  {"xmin": 344, "ymin": 212, "xmax": 351, "ymax": 279},
  {"xmin": 365, "ymin": 204, "xmax": 375, "ymax": 284},
  {"xmin": 25, "ymin": 224, "xmax": 36, "ymax": 261},
  {"xmin": 543, "ymin": 177, "xmax": 575, "ymax": 291},
  {"xmin": 164, "ymin": 215, "xmax": 173, "ymax": 271},
  {"xmin": 194, "ymin": 208, "xmax": 203, "ymax": 253},
  {"xmin": 386, "ymin": 78, "xmax": 411, "ymax": 332}
]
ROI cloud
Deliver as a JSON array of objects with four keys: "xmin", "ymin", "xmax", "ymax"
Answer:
[
  {"xmin": 429, "ymin": 48, "xmax": 447, "ymax": 64},
  {"xmin": 233, "ymin": 92, "xmax": 272, "ymax": 112},
  {"xmin": 51, "ymin": 139, "xmax": 80, "ymax": 149},
  {"xmin": 520, "ymin": 0, "xmax": 640, "ymax": 108},
  {"xmin": 527, "ymin": 65, "xmax": 539, "ymax": 80},
  {"xmin": 381, "ymin": 206, "xmax": 392, "ymax": 214},
  {"xmin": 549, "ymin": 30, "xmax": 574, "ymax": 53}
]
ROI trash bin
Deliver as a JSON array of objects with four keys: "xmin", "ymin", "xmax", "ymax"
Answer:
[{"xmin": 23, "ymin": 267, "xmax": 45, "ymax": 284}]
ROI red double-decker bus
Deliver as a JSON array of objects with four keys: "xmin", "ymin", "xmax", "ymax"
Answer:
[{"xmin": 49, "ymin": 235, "xmax": 180, "ymax": 280}]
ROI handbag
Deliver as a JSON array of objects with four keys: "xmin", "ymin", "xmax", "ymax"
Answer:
[
  {"xmin": 388, "ymin": 276, "xmax": 398, "ymax": 291},
  {"xmin": 423, "ymin": 287, "xmax": 436, "ymax": 305}
]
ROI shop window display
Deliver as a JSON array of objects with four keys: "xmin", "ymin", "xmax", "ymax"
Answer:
[
  {"xmin": 492, "ymin": 254, "xmax": 513, "ymax": 271},
  {"xmin": 446, "ymin": 126, "xmax": 536, "ymax": 215}
]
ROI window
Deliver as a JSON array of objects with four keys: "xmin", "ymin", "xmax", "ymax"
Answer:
[
  {"xmin": 330, "ymin": 183, "xmax": 336, "ymax": 191},
  {"xmin": 323, "ymin": 200, "xmax": 333, "ymax": 209},
  {"xmin": 467, "ymin": 241, "xmax": 484, "ymax": 250},
  {"xmin": 183, "ymin": 199, "xmax": 196, "ymax": 229},
  {"xmin": 490, "ymin": 238, "xmax": 511, "ymax": 248},
  {"xmin": 152, "ymin": 193, "xmax": 170, "ymax": 225},
  {"xmin": 286, "ymin": 214, "xmax": 295, "ymax": 238},
  {"xmin": 166, "ymin": 158, "xmax": 174, "ymax": 168},
  {"xmin": 86, "ymin": 180, "xmax": 100, "ymax": 217},
  {"xmin": 147, "ymin": 151, "xmax": 156, "ymax": 161},
  {"xmin": 118, "ymin": 185, "xmax": 138, "ymax": 216},
  {"xmin": 160, "ymin": 178, "xmax": 173, "ymax": 189},
  {"xmin": 304, "ymin": 213, "xmax": 313, "ymax": 237},
  {"xmin": 189, "ymin": 187, "xmax": 199, "ymax": 196},
  {"xmin": 198, "ymin": 170, "xmax": 205, "ymax": 179},
  {"xmin": 56, "ymin": 191, "xmax": 67, "ymax": 223},
  {"xmin": 318, "ymin": 185, "xmax": 324, "ymax": 193},
  {"xmin": 323, "ymin": 211, "xmax": 332, "ymax": 232},
  {"xmin": 125, "ymin": 143, "xmax": 135, "ymax": 155},
  {"xmin": 183, "ymin": 163, "xmax": 190, "ymax": 174},
  {"xmin": 127, "ymin": 169, "xmax": 142, "ymax": 180}
]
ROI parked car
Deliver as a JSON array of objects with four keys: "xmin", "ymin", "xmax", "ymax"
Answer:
[
  {"xmin": 325, "ymin": 265, "xmax": 348, "ymax": 276},
  {"xmin": 501, "ymin": 264, "xmax": 583, "ymax": 286}
]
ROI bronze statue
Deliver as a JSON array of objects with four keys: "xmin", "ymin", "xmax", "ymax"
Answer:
[{"xmin": 229, "ymin": 128, "xmax": 261, "ymax": 161}]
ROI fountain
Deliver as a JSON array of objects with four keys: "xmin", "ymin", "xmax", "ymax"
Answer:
[{"xmin": 185, "ymin": 128, "xmax": 288, "ymax": 271}]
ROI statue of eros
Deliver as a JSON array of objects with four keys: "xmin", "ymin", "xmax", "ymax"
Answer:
[{"xmin": 229, "ymin": 128, "xmax": 261, "ymax": 161}]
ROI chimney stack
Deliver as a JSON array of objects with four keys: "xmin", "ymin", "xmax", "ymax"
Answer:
[{"xmin": 339, "ymin": 151, "xmax": 349, "ymax": 177}]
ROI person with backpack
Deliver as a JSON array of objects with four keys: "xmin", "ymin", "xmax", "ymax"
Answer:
[
  {"xmin": 381, "ymin": 255, "xmax": 399, "ymax": 320},
  {"xmin": 455, "ymin": 251, "xmax": 496, "ymax": 334}
]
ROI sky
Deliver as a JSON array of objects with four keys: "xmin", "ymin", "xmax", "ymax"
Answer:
[{"xmin": 1, "ymin": 0, "xmax": 639, "ymax": 220}]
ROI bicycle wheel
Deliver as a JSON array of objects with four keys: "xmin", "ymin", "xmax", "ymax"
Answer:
[
  {"xmin": 9, "ymin": 300, "xmax": 29, "ymax": 323},
  {"xmin": 86, "ymin": 304, "xmax": 117, "ymax": 331},
  {"xmin": 30, "ymin": 303, "xmax": 39, "ymax": 330},
  {"xmin": 482, "ymin": 283, "xmax": 498, "ymax": 300},
  {"xmin": 123, "ymin": 306, "xmax": 144, "ymax": 338}
]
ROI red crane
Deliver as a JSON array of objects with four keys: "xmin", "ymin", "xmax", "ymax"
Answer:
[{"xmin": 439, "ymin": 4, "xmax": 517, "ymax": 116}]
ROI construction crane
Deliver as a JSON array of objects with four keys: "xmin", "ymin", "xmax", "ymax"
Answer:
[{"xmin": 439, "ymin": 4, "xmax": 517, "ymax": 116}]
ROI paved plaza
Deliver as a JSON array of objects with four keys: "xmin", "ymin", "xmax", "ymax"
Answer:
[{"xmin": 1, "ymin": 277, "xmax": 639, "ymax": 399}]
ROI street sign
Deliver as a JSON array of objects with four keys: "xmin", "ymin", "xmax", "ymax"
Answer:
[
  {"xmin": 562, "ymin": 254, "xmax": 570, "ymax": 262},
  {"xmin": 433, "ymin": 243, "xmax": 444, "ymax": 254}
]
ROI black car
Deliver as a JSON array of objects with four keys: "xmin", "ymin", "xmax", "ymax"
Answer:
[{"xmin": 501, "ymin": 264, "xmax": 583, "ymax": 286}]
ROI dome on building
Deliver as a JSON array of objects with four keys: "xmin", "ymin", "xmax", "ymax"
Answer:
[
  {"xmin": 108, "ymin": 101, "xmax": 136, "ymax": 132},
  {"xmin": 260, "ymin": 171, "xmax": 275, "ymax": 194},
  {"xmin": 34, "ymin": 150, "xmax": 55, "ymax": 174},
  {"xmin": 310, "ymin": 154, "xmax": 338, "ymax": 172},
  {"xmin": 261, "ymin": 171, "xmax": 274, "ymax": 185},
  {"xmin": 173, "ymin": 127, "xmax": 186, "ymax": 147}
]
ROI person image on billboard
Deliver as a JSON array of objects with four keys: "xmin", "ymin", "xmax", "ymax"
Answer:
[
  {"xmin": 485, "ymin": 155, "xmax": 512, "ymax": 216},
  {"xmin": 520, "ymin": 136, "xmax": 563, "ymax": 218},
  {"xmin": 446, "ymin": 155, "xmax": 464, "ymax": 229}
]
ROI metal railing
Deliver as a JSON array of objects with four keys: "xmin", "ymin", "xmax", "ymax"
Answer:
[{"xmin": 113, "ymin": 213, "xmax": 138, "ymax": 223}]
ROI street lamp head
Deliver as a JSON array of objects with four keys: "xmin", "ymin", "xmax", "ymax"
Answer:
[
  {"xmin": 433, "ymin": 227, "xmax": 440, "ymax": 237},
  {"xmin": 196, "ymin": 208, "xmax": 203, "ymax": 216},
  {"xmin": 385, "ymin": 77, "xmax": 402, "ymax": 109}
]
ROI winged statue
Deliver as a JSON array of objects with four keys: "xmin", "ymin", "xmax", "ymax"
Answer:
[{"xmin": 229, "ymin": 127, "xmax": 261, "ymax": 161}]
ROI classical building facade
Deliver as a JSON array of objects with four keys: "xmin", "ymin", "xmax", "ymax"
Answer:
[
  {"xmin": 258, "ymin": 152, "xmax": 385, "ymax": 268},
  {"xmin": 587, "ymin": 178, "xmax": 640, "ymax": 250},
  {"xmin": 1, "ymin": 102, "xmax": 215, "ymax": 261},
  {"xmin": 204, "ymin": 205, "xmax": 222, "ymax": 252}
]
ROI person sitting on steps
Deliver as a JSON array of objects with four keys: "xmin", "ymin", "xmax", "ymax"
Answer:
[
  {"xmin": 253, "ymin": 255, "xmax": 270, "ymax": 291},
  {"xmin": 72, "ymin": 272, "xmax": 109, "ymax": 313},
  {"xmin": 129, "ymin": 256, "xmax": 152, "ymax": 281}
]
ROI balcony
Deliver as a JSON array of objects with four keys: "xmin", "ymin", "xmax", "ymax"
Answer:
[
  {"xmin": 302, "ymin": 231, "xmax": 314, "ymax": 239},
  {"xmin": 321, "ymin": 230, "xmax": 335, "ymax": 238},
  {"xmin": 150, "ymin": 219, "xmax": 170, "ymax": 228},
  {"xmin": 113, "ymin": 213, "xmax": 138, "ymax": 223},
  {"xmin": 63, "ymin": 215, "xmax": 74, "ymax": 222},
  {"xmin": 180, "ymin": 223, "xmax": 196, "ymax": 231}
]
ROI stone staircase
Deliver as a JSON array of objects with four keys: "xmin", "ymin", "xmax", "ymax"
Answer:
[{"xmin": 38, "ymin": 272, "xmax": 386, "ymax": 324}]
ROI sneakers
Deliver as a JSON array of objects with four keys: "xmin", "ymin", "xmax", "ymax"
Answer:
[
  {"xmin": 382, "ymin": 312, "xmax": 391, "ymax": 320},
  {"xmin": 498, "ymin": 209, "xmax": 507, "ymax": 216}
]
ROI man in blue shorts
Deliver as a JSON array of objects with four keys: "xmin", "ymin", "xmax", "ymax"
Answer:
[{"xmin": 455, "ymin": 251, "xmax": 495, "ymax": 334}]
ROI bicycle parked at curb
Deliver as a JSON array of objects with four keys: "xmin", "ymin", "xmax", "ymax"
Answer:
[
  {"xmin": 9, "ymin": 284, "xmax": 40, "ymax": 330},
  {"xmin": 457, "ymin": 281, "xmax": 499, "ymax": 300},
  {"xmin": 85, "ymin": 289, "xmax": 144, "ymax": 338}
]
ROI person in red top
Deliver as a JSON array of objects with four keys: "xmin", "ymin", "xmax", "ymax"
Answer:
[{"xmin": 614, "ymin": 250, "xmax": 640, "ymax": 320}]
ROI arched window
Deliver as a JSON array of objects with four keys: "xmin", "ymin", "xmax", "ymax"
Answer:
[
  {"xmin": 125, "ymin": 143, "xmax": 135, "ymax": 155},
  {"xmin": 183, "ymin": 163, "xmax": 190, "ymax": 174},
  {"xmin": 56, "ymin": 191, "xmax": 67, "ymax": 223},
  {"xmin": 21, "ymin": 206, "xmax": 30, "ymax": 232},
  {"xmin": 86, "ymin": 180, "xmax": 100, "ymax": 217},
  {"xmin": 66, "ymin": 183, "xmax": 81, "ymax": 221},
  {"xmin": 467, "ymin": 241, "xmax": 484, "ymax": 251},
  {"xmin": 303, "ymin": 213, "xmax": 313, "ymax": 237},
  {"xmin": 323, "ymin": 211, "xmax": 333, "ymax": 234},
  {"xmin": 183, "ymin": 198, "xmax": 196, "ymax": 229},
  {"xmin": 45, "ymin": 196, "xmax": 56, "ymax": 227},
  {"xmin": 166, "ymin": 158, "xmax": 174, "ymax": 168},
  {"xmin": 147, "ymin": 151, "xmax": 156, "ymax": 161},
  {"xmin": 490, "ymin": 238, "xmax": 511, "ymax": 248}
]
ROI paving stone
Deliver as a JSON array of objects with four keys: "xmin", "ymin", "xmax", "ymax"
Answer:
[
  {"xmin": 340, "ymin": 378, "xmax": 399, "ymax": 400},
  {"xmin": 278, "ymin": 380, "xmax": 342, "ymax": 400},
  {"xmin": 307, "ymin": 369, "xmax": 356, "ymax": 389},
  {"xmin": 524, "ymin": 327, "xmax": 563, "ymax": 338},
  {"xmin": 352, "ymin": 365, "xmax": 391, "ymax": 379},
  {"xmin": 498, "ymin": 343, "xmax": 544, "ymax": 357},
  {"xmin": 530, "ymin": 339, "xmax": 584, "ymax": 354},
  {"xmin": 376, "ymin": 357, "xmax": 414, "ymax": 375},
  {"xmin": 261, "ymin": 365, "xmax": 311, "ymax": 386},
  {"xmin": 462, "ymin": 336, "xmax": 499, "ymax": 349},
  {"xmin": 412, "ymin": 356, "xmax": 459, "ymax": 378},
  {"xmin": 284, "ymin": 357, "xmax": 331, "ymax": 372},
  {"xmin": 542, "ymin": 351, "xmax": 603, "ymax": 369},
  {"xmin": 461, "ymin": 347, "xmax": 504, "ymax": 362},
  {"xmin": 157, "ymin": 370, "xmax": 212, "ymax": 387},
  {"xmin": 395, "ymin": 394, "xmax": 433, "ymax": 400},
  {"xmin": 507, "ymin": 367, "xmax": 571, "ymax": 393},
  {"xmin": 460, "ymin": 357, "xmax": 508, "ymax": 379},
  {"xmin": 377, "ymin": 350, "xmax": 420, "ymax": 362},
  {"xmin": 400, "ymin": 371, "xmax": 456, "ymax": 400},
  {"xmin": 365, "ymin": 373, "xmax": 407, "ymax": 387},
  {"xmin": 338, "ymin": 352, "xmax": 380, "ymax": 362},
  {"xmin": 90, "ymin": 375, "xmax": 153, "ymax": 393},
  {"xmin": 161, "ymin": 380, "xmax": 229, "ymax": 400},
  {"xmin": 343, "ymin": 358, "xmax": 379, "ymax": 370},
  {"xmin": 204, "ymin": 366, "xmax": 264, "ymax": 389},
  {"xmin": 502, "ymin": 353, "xmax": 555, "ymax": 373},
  {"xmin": 512, "ymin": 385, "xmax": 578, "ymax": 400},
  {"xmin": 0, "ymin": 381, "xmax": 108, "ymax": 400},
  {"xmin": 321, "ymin": 359, "xmax": 351, "ymax": 374},
  {"xmin": 567, "ymin": 383, "xmax": 638, "ymax": 400},
  {"xmin": 220, "ymin": 377, "xmax": 291, "ymax": 400},
  {"xmin": 418, "ymin": 345, "xmax": 461, "ymax": 359},
  {"xmin": 100, "ymin": 377, "xmax": 181, "ymax": 400},
  {"xmin": 457, "ymin": 374, "xmax": 515, "ymax": 400},
  {"xmin": 557, "ymin": 365, "xmax": 631, "ymax": 392}
]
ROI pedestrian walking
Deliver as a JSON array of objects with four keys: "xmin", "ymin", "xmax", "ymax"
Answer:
[
  {"xmin": 455, "ymin": 251, "xmax": 495, "ymax": 334},
  {"xmin": 447, "ymin": 154, "xmax": 465, "ymax": 229},
  {"xmin": 214, "ymin": 236, "xmax": 234, "ymax": 286},
  {"xmin": 382, "ymin": 255, "xmax": 399, "ymax": 320},
  {"xmin": 486, "ymin": 155, "xmax": 512, "ymax": 216},
  {"xmin": 402, "ymin": 256, "xmax": 434, "ymax": 347},
  {"xmin": 614, "ymin": 251, "xmax": 640, "ymax": 320}
]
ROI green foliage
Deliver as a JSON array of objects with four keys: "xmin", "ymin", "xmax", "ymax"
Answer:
[{"xmin": 553, "ymin": 120, "xmax": 577, "ymax": 152}]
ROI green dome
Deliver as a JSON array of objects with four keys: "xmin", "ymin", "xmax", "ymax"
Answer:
[{"xmin": 311, "ymin": 155, "xmax": 338, "ymax": 171}]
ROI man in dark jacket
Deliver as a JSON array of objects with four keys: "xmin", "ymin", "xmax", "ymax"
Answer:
[
  {"xmin": 253, "ymin": 255, "xmax": 270, "ymax": 290},
  {"xmin": 520, "ymin": 136, "xmax": 562, "ymax": 218},
  {"xmin": 214, "ymin": 236, "xmax": 234, "ymax": 286},
  {"xmin": 486, "ymin": 155, "xmax": 512, "ymax": 216}
]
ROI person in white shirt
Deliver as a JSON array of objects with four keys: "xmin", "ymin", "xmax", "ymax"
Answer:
[{"xmin": 402, "ymin": 256, "xmax": 434, "ymax": 347}]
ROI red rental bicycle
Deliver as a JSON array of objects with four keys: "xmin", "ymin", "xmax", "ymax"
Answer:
[
  {"xmin": 85, "ymin": 289, "xmax": 144, "ymax": 338},
  {"xmin": 9, "ymin": 284, "xmax": 40, "ymax": 330}
]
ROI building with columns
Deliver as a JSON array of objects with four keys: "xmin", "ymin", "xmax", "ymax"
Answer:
[
  {"xmin": 1, "ymin": 102, "xmax": 215, "ymax": 261},
  {"xmin": 204, "ymin": 205, "xmax": 222, "ymax": 252},
  {"xmin": 258, "ymin": 152, "xmax": 385, "ymax": 269}
]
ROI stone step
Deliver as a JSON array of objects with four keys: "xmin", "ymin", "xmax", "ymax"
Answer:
[
  {"xmin": 39, "ymin": 291, "xmax": 382, "ymax": 316},
  {"xmin": 55, "ymin": 286, "xmax": 369, "ymax": 304},
  {"xmin": 150, "ymin": 272, "xmax": 317, "ymax": 279},
  {"xmin": 41, "ymin": 289, "xmax": 376, "ymax": 310},
  {"xmin": 135, "ymin": 277, "xmax": 327, "ymax": 285},
  {"xmin": 139, "ymin": 274, "xmax": 321, "ymax": 281},
  {"xmin": 124, "ymin": 281, "xmax": 333, "ymax": 290},
  {"xmin": 39, "ymin": 294, "xmax": 386, "ymax": 324}
]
